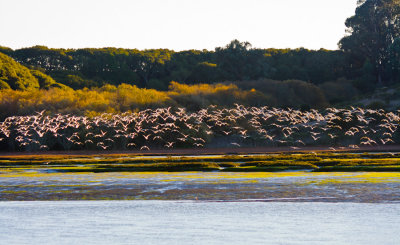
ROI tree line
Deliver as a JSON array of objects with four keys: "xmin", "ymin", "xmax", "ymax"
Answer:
[
  {"xmin": 0, "ymin": 41, "xmax": 349, "ymax": 90},
  {"xmin": 1, "ymin": 0, "xmax": 400, "ymax": 108}
]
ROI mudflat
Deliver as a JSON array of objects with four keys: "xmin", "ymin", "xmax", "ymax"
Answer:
[{"xmin": 1, "ymin": 150, "xmax": 400, "ymax": 202}]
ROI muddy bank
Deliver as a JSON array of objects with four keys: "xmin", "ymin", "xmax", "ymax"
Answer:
[{"xmin": 2, "ymin": 145, "xmax": 400, "ymax": 157}]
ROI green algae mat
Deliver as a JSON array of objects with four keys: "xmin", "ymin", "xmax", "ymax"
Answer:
[{"xmin": 1, "ymin": 152, "xmax": 400, "ymax": 172}]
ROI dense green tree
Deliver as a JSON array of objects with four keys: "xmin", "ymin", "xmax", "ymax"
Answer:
[
  {"xmin": 2, "ymin": 41, "xmax": 350, "ymax": 90},
  {"xmin": 339, "ymin": 0, "xmax": 400, "ymax": 85},
  {"xmin": 12, "ymin": 45, "xmax": 74, "ymax": 71},
  {"xmin": 135, "ymin": 49, "xmax": 173, "ymax": 87},
  {"xmin": 185, "ymin": 62, "xmax": 219, "ymax": 83},
  {"xmin": 388, "ymin": 37, "xmax": 400, "ymax": 82},
  {"xmin": 263, "ymin": 48, "xmax": 347, "ymax": 84},
  {"xmin": 0, "ymin": 46, "xmax": 13, "ymax": 56},
  {"xmin": 0, "ymin": 52, "xmax": 40, "ymax": 90},
  {"xmin": 30, "ymin": 70, "xmax": 67, "ymax": 89},
  {"xmin": 215, "ymin": 39, "xmax": 270, "ymax": 81},
  {"xmin": 167, "ymin": 50, "xmax": 214, "ymax": 84},
  {"xmin": 0, "ymin": 52, "xmax": 69, "ymax": 90}
]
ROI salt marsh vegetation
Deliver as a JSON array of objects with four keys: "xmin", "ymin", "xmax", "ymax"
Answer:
[{"xmin": 1, "ymin": 152, "xmax": 400, "ymax": 172}]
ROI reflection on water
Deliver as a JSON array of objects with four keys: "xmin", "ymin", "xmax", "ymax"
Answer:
[{"xmin": 0, "ymin": 201, "xmax": 399, "ymax": 245}]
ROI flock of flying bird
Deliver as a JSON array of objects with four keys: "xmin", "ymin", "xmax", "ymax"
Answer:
[{"xmin": 0, "ymin": 105, "xmax": 399, "ymax": 152}]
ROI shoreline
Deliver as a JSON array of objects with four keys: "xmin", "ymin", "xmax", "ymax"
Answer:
[{"xmin": 1, "ymin": 149, "xmax": 400, "ymax": 173}]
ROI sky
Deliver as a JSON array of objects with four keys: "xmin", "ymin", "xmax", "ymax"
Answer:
[{"xmin": 0, "ymin": 0, "xmax": 358, "ymax": 51}]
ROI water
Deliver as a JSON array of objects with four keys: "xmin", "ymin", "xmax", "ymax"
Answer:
[
  {"xmin": 0, "ymin": 201, "xmax": 399, "ymax": 245},
  {"xmin": 2, "ymin": 171, "xmax": 400, "ymax": 202}
]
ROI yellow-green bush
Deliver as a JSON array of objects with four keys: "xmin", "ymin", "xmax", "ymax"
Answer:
[{"xmin": 0, "ymin": 80, "xmax": 327, "ymax": 119}]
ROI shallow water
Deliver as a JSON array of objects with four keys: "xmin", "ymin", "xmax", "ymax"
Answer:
[
  {"xmin": 0, "ymin": 200, "xmax": 399, "ymax": 245},
  {"xmin": 1, "ymin": 171, "xmax": 400, "ymax": 202}
]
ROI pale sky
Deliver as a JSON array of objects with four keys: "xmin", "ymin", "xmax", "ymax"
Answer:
[{"xmin": 0, "ymin": 0, "xmax": 358, "ymax": 51}]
